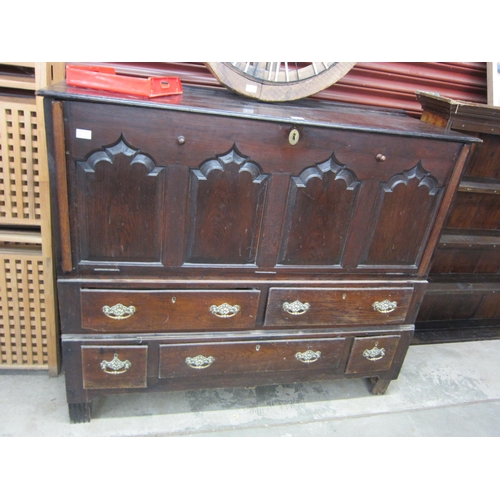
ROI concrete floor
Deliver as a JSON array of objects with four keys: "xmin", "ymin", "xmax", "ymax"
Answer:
[{"xmin": 1, "ymin": 339, "xmax": 500, "ymax": 437}]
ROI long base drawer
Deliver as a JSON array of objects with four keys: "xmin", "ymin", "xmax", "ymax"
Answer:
[{"xmin": 158, "ymin": 338, "xmax": 347, "ymax": 379}]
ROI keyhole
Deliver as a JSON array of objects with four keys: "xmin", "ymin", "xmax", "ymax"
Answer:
[{"xmin": 289, "ymin": 128, "xmax": 300, "ymax": 145}]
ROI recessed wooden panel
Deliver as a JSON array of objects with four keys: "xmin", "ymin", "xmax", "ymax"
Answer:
[
  {"xmin": 431, "ymin": 247, "xmax": 500, "ymax": 274},
  {"xmin": 80, "ymin": 288, "xmax": 261, "ymax": 332},
  {"xmin": 345, "ymin": 335, "xmax": 400, "ymax": 374},
  {"xmin": 475, "ymin": 293, "xmax": 500, "ymax": 319},
  {"xmin": 159, "ymin": 338, "xmax": 346, "ymax": 379},
  {"xmin": 278, "ymin": 156, "xmax": 360, "ymax": 266},
  {"xmin": 76, "ymin": 137, "xmax": 167, "ymax": 264},
  {"xmin": 361, "ymin": 164, "xmax": 442, "ymax": 268},
  {"xmin": 430, "ymin": 248, "xmax": 482, "ymax": 274},
  {"xmin": 416, "ymin": 292, "xmax": 483, "ymax": 321},
  {"xmin": 417, "ymin": 289, "xmax": 500, "ymax": 322},
  {"xmin": 446, "ymin": 192, "xmax": 500, "ymax": 230},
  {"xmin": 264, "ymin": 286, "xmax": 413, "ymax": 327},
  {"xmin": 464, "ymin": 133, "xmax": 500, "ymax": 179},
  {"xmin": 81, "ymin": 345, "xmax": 147, "ymax": 389},
  {"xmin": 186, "ymin": 147, "xmax": 269, "ymax": 264}
]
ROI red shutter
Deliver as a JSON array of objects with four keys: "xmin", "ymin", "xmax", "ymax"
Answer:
[
  {"xmin": 83, "ymin": 62, "xmax": 487, "ymax": 116},
  {"xmin": 315, "ymin": 62, "xmax": 487, "ymax": 116}
]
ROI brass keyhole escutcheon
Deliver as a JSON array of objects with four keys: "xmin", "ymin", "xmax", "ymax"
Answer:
[{"xmin": 289, "ymin": 128, "xmax": 300, "ymax": 145}]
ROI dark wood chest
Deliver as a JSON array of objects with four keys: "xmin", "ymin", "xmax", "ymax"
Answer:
[{"xmin": 40, "ymin": 83, "xmax": 477, "ymax": 422}]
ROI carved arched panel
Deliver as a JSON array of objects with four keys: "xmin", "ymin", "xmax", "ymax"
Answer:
[
  {"xmin": 76, "ymin": 136, "xmax": 166, "ymax": 264},
  {"xmin": 360, "ymin": 163, "xmax": 442, "ymax": 268},
  {"xmin": 278, "ymin": 155, "xmax": 361, "ymax": 266},
  {"xmin": 186, "ymin": 147, "xmax": 269, "ymax": 264}
]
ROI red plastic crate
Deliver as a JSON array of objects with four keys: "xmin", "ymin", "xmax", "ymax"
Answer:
[{"xmin": 66, "ymin": 65, "xmax": 183, "ymax": 98}]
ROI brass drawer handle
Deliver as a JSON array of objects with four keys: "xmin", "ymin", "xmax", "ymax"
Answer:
[
  {"xmin": 283, "ymin": 300, "xmax": 310, "ymax": 315},
  {"xmin": 102, "ymin": 303, "xmax": 136, "ymax": 320},
  {"xmin": 185, "ymin": 355, "xmax": 215, "ymax": 369},
  {"xmin": 373, "ymin": 300, "xmax": 397, "ymax": 314},
  {"xmin": 295, "ymin": 350, "xmax": 321, "ymax": 363},
  {"xmin": 100, "ymin": 353, "xmax": 132, "ymax": 374},
  {"xmin": 210, "ymin": 303, "xmax": 240, "ymax": 318},
  {"xmin": 363, "ymin": 342, "xmax": 386, "ymax": 361}
]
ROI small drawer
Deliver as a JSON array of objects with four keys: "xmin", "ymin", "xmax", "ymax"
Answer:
[
  {"xmin": 80, "ymin": 289, "xmax": 260, "ymax": 333},
  {"xmin": 264, "ymin": 287, "xmax": 413, "ymax": 328},
  {"xmin": 159, "ymin": 338, "xmax": 346, "ymax": 379},
  {"xmin": 345, "ymin": 335, "xmax": 401, "ymax": 374},
  {"xmin": 81, "ymin": 345, "xmax": 148, "ymax": 389}
]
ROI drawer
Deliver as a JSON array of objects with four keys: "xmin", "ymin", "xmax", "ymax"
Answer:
[
  {"xmin": 264, "ymin": 287, "xmax": 413, "ymax": 328},
  {"xmin": 80, "ymin": 289, "xmax": 260, "ymax": 333},
  {"xmin": 345, "ymin": 335, "xmax": 401, "ymax": 374},
  {"xmin": 81, "ymin": 345, "xmax": 148, "ymax": 389},
  {"xmin": 158, "ymin": 338, "xmax": 346, "ymax": 379}
]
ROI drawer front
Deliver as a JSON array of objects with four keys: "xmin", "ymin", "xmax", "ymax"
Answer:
[
  {"xmin": 264, "ymin": 287, "xmax": 413, "ymax": 328},
  {"xmin": 345, "ymin": 335, "xmax": 401, "ymax": 374},
  {"xmin": 80, "ymin": 289, "xmax": 260, "ymax": 333},
  {"xmin": 81, "ymin": 345, "xmax": 148, "ymax": 389},
  {"xmin": 159, "ymin": 338, "xmax": 346, "ymax": 379}
]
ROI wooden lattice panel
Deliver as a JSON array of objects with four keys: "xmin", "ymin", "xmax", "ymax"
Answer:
[
  {"xmin": 0, "ymin": 98, "xmax": 41, "ymax": 225},
  {"xmin": 0, "ymin": 250, "xmax": 48, "ymax": 367}
]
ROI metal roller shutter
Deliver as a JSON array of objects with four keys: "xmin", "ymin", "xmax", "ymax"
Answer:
[{"xmin": 79, "ymin": 62, "xmax": 487, "ymax": 116}]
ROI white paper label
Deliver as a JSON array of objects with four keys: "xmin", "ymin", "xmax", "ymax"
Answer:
[
  {"xmin": 245, "ymin": 84, "xmax": 258, "ymax": 94},
  {"xmin": 76, "ymin": 128, "xmax": 92, "ymax": 140}
]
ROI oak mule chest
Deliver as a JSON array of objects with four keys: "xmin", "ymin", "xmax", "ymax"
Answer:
[{"xmin": 40, "ymin": 83, "xmax": 477, "ymax": 422}]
